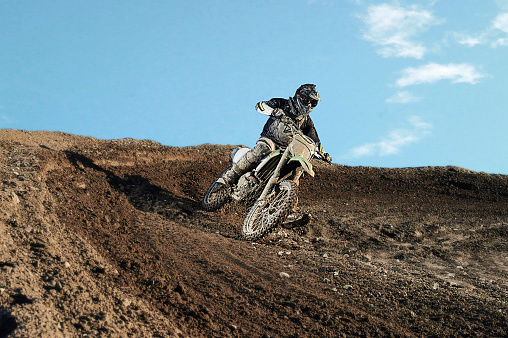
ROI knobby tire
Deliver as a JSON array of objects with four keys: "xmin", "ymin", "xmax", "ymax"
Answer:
[
  {"xmin": 242, "ymin": 180, "xmax": 298, "ymax": 241},
  {"xmin": 202, "ymin": 167, "xmax": 232, "ymax": 211}
]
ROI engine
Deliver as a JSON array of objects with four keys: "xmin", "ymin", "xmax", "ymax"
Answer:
[{"xmin": 231, "ymin": 172, "xmax": 259, "ymax": 203}]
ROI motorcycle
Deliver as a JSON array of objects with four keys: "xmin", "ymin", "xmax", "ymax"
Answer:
[{"xmin": 202, "ymin": 113, "xmax": 330, "ymax": 241}]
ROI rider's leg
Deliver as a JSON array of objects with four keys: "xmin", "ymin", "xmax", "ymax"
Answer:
[{"xmin": 221, "ymin": 140, "xmax": 273, "ymax": 186}]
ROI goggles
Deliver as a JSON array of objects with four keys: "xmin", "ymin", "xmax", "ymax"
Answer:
[{"xmin": 297, "ymin": 91, "xmax": 319, "ymax": 107}]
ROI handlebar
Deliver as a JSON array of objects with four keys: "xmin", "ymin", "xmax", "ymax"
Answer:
[
  {"xmin": 315, "ymin": 151, "xmax": 332, "ymax": 164},
  {"xmin": 276, "ymin": 113, "xmax": 332, "ymax": 164}
]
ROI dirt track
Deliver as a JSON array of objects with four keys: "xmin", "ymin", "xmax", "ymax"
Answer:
[{"xmin": 0, "ymin": 129, "xmax": 506, "ymax": 337}]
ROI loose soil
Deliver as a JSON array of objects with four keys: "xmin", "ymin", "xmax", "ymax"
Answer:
[{"xmin": 0, "ymin": 129, "xmax": 506, "ymax": 337}]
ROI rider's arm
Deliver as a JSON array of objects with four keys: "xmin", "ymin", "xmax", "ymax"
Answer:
[
  {"xmin": 255, "ymin": 98, "xmax": 286, "ymax": 116},
  {"xmin": 301, "ymin": 117, "xmax": 321, "ymax": 147},
  {"xmin": 303, "ymin": 117, "xmax": 333, "ymax": 163}
]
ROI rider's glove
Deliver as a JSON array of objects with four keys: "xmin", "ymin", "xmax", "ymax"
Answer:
[
  {"xmin": 323, "ymin": 152, "xmax": 332, "ymax": 164},
  {"xmin": 256, "ymin": 102, "xmax": 284, "ymax": 117},
  {"xmin": 317, "ymin": 144, "xmax": 332, "ymax": 163},
  {"xmin": 272, "ymin": 108, "xmax": 284, "ymax": 117}
]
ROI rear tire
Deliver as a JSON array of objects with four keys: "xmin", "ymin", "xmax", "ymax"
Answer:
[
  {"xmin": 242, "ymin": 180, "xmax": 297, "ymax": 241},
  {"xmin": 202, "ymin": 167, "xmax": 232, "ymax": 211}
]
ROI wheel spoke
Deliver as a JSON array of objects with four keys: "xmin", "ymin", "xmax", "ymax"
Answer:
[
  {"xmin": 202, "ymin": 167, "xmax": 233, "ymax": 211},
  {"xmin": 243, "ymin": 181, "xmax": 297, "ymax": 239}
]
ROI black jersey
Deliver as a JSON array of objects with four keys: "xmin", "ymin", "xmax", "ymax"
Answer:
[{"xmin": 256, "ymin": 98, "xmax": 321, "ymax": 149}]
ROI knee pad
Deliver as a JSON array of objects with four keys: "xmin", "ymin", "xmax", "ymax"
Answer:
[{"xmin": 235, "ymin": 142, "xmax": 271, "ymax": 173}]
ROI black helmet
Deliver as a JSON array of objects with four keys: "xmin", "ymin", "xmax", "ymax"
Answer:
[{"xmin": 292, "ymin": 84, "xmax": 321, "ymax": 118}]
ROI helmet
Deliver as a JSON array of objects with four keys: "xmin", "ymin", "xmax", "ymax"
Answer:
[{"xmin": 292, "ymin": 84, "xmax": 321, "ymax": 118}]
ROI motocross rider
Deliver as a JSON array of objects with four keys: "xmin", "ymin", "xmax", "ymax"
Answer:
[{"xmin": 218, "ymin": 84, "xmax": 332, "ymax": 188}]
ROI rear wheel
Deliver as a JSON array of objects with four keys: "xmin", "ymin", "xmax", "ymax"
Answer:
[
  {"xmin": 202, "ymin": 167, "xmax": 232, "ymax": 211},
  {"xmin": 242, "ymin": 180, "xmax": 297, "ymax": 241}
]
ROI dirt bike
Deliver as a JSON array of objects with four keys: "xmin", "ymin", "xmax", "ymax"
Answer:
[{"xmin": 202, "ymin": 113, "xmax": 331, "ymax": 241}]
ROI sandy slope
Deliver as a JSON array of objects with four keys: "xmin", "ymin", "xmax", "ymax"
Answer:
[{"xmin": 0, "ymin": 129, "xmax": 506, "ymax": 337}]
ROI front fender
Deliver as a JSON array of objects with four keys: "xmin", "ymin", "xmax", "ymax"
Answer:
[{"xmin": 288, "ymin": 156, "xmax": 315, "ymax": 177}]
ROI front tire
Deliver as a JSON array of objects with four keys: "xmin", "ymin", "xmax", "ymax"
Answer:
[
  {"xmin": 202, "ymin": 167, "xmax": 232, "ymax": 211},
  {"xmin": 242, "ymin": 180, "xmax": 298, "ymax": 241}
]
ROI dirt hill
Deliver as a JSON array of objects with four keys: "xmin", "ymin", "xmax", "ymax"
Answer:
[{"xmin": 0, "ymin": 129, "xmax": 506, "ymax": 337}]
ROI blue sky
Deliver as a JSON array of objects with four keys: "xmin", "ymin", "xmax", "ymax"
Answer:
[{"xmin": 1, "ymin": 0, "xmax": 507, "ymax": 175}]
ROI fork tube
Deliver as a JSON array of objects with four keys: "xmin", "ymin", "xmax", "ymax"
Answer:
[{"xmin": 259, "ymin": 147, "xmax": 290, "ymax": 201}]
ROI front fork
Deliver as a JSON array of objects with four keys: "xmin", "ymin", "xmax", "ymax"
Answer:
[
  {"xmin": 258, "ymin": 147, "xmax": 290, "ymax": 201},
  {"xmin": 257, "ymin": 159, "xmax": 304, "ymax": 215}
]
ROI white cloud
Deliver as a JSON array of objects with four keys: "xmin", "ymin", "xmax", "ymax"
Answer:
[
  {"xmin": 492, "ymin": 12, "xmax": 508, "ymax": 46},
  {"xmin": 493, "ymin": 12, "xmax": 508, "ymax": 32},
  {"xmin": 493, "ymin": 37, "xmax": 508, "ymax": 46},
  {"xmin": 451, "ymin": 11, "xmax": 508, "ymax": 47},
  {"xmin": 454, "ymin": 33, "xmax": 483, "ymax": 47},
  {"xmin": 359, "ymin": 4, "xmax": 443, "ymax": 59},
  {"xmin": 386, "ymin": 91, "xmax": 422, "ymax": 104},
  {"xmin": 395, "ymin": 63, "xmax": 485, "ymax": 87},
  {"xmin": 347, "ymin": 116, "xmax": 432, "ymax": 158},
  {"xmin": 408, "ymin": 115, "xmax": 432, "ymax": 130}
]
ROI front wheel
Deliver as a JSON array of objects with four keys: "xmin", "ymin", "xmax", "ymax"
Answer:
[
  {"xmin": 202, "ymin": 167, "xmax": 232, "ymax": 211},
  {"xmin": 242, "ymin": 180, "xmax": 298, "ymax": 241}
]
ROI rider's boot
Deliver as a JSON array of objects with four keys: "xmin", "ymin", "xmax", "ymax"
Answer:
[
  {"xmin": 213, "ymin": 165, "xmax": 241, "ymax": 194},
  {"xmin": 283, "ymin": 206, "xmax": 311, "ymax": 228},
  {"xmin": 283, "ymin": 213, "xmax": 311, "ymax": 228}
]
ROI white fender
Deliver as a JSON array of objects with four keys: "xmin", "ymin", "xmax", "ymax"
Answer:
[{"xmin": 232, "ymin": 147, "xmax": 251, "ymax": 164}]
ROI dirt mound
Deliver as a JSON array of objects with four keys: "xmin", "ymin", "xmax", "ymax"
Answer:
[{"xmin": 1, "ymin": 129, "xmax": 506, "ymax": 337}]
